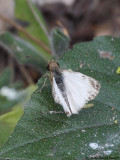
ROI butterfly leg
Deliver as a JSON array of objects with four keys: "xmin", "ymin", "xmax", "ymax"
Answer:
[
  {"xmin": 36, "ymin": 73, "xmax": 49, "ymax": 93},
  {"xmin": 49, "ymin": 111, "xmax": 64, "ymax": 114}
]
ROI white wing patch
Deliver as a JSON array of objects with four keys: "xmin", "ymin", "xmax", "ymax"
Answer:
[{"xmin": 52, "ymin": 70, "xmax": 100, "ymax": 116}]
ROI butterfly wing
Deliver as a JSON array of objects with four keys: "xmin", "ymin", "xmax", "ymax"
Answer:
[
  {"xmin": 52, "ymin": 69, "xmax": 100, "ymax": 116},
  {"xmin": 62, "ymin": 70, "xmax": 101, "ymax": 114}
]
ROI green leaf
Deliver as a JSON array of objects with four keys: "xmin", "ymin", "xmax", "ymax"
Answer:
[
  {"xmin": 27, "ymin": 0, "xmax": 49, "ymax": 38},
  {"xmin": 50, "ymin": 27, "xmax": 70, "ymax": 58},
  {"xmin": 0, "ymin": 87, "xmax": 27, "ymax": 113},
  {"xmin": 0, "ymin": 68, "xmax": 13, "ymax": 88},
  {"xmin": 0, "ymin": 32, "xmax": 47, "ymax": 74},
  {"xmin": 15, "ymin": 0, "xmax": 50, "ymax": 58},
  {"xmin": 0, "ymin": 106, "xmax": 23, "ymax": 148},
  {"xmin": 0, "ymin": 85, "xmax": 36, "ymax": 148},
  {"xmin": 0, "ymin": 68, "xmax": 24, "ymax": 114},
  {"xmin": 0, "ymin": 36, "xmax": 120, "ymax": 159}
]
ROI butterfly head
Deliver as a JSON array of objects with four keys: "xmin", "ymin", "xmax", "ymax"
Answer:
[{"xmin": 47, "ymin": 60, "xmax": 60, "ymax": 72}]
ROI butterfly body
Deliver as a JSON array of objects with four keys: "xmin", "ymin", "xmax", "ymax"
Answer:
[{"xmin": 48, "ymin": 61, "xmax": 72, "ymax": 115}]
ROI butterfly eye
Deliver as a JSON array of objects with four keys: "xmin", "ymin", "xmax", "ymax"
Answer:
[{"xmin": 46, "ymin": 64, "xmax": 50, "ymax": 71}]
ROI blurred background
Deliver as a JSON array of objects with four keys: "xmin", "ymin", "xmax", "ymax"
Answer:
[
  {"xmin": 38, "ymin": 0, "xmax": 120, "ymax": 43},
  {"xmin": 1, "ymin": 0, "xmax": 120, "ymax": 86},
  {"xmin": 0, "ymin": 0, "xmax": 120, "ymax": 148}
]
